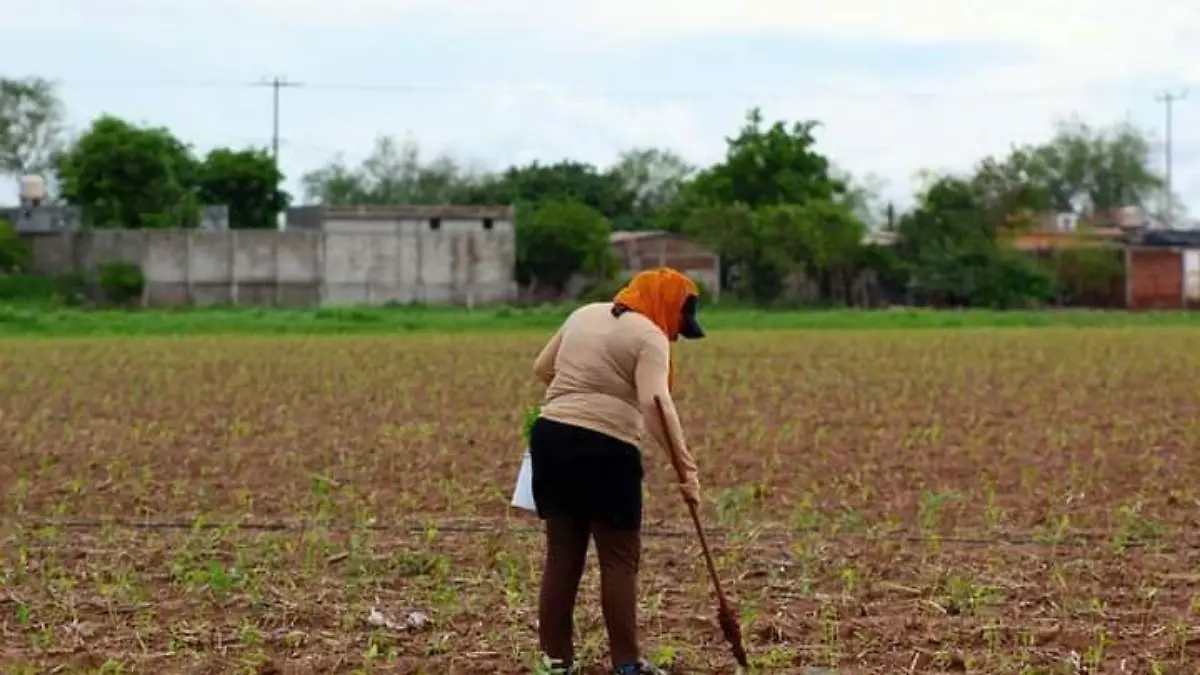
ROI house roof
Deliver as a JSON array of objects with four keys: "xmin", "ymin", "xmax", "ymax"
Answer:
[
  {"xmin": 319, "ymin": 205, "xmax": 515, "ymax": 220},
  {"xmin": 1134, "ymin": 229, "xmax": 1200, "ymax": 248},
  {"xmin": 610, "ymin": 230, "xmax": 680, "ymax": 243}
]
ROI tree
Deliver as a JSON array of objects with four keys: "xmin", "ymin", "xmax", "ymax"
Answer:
[
  {"xmin": 0, "ymin": 77, "xmax": 65, "ymax": 177},
  {"xmin": 516, "ymin": 199, "xmax": 614, "ymax": 291},
  {"xmin": 684, "ymin": 200, "xmax": 863, "ymax": 303},
  {"xmin": 685, "ymin": 107, "xmax": 846, "ymax": 209},
  {"xmin": 834, "ymin": 167, "xmax": 890, "ymax": 230},
  {"xmin": 971, "ymin": 116, "xmax": 1165, "ymax": 223},
  {"xmin": 56, "ymin": 115, "xmax": 199, "ymax": 229},
  {"xmin": 896, "ymin": 176, "xmax": 1056, "ymax": 308},
  {"xmin": 461, "ymin": 160, "xmax": 635, "ymax": 222},
  {"xmin": 300, "ymin": 135, "xmax": 484, "ymax": 205},
  {"xmin": 196, "ymin": 148, "xmax": 289, "ymax": 229},
  {"xmin": 1045, "ymin": 246, "xmax": 1124, "ymax": 306},
  {"xmin": 611, "ymin": 147, "xmax": 695, "ymax": 230},
  {"xmin": 673, "ymin": 107, "xmax": 855, "ymax": 301}
]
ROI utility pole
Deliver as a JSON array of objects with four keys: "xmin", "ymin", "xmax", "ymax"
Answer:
[
  {"xmin": 252, "ymin": 76, "xmax": 301, "ymax": 229},
  {"xmin": 252, "ymin": 75, "xmax": 302, "ymax": 169},
  {"xmin": 1155, "ymin": 89, "xmax": 1187, "ymax": 227}
]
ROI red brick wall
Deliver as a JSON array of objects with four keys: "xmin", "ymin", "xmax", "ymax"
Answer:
[
  {"xmin": 611, "ymin": 235, "xmax": 720, "ymax": 292},
  {"xmin": 1129, "ymin": 249, "xmax": 1183, "ymax": 309}
]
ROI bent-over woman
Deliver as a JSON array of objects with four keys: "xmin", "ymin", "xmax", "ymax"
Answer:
[{"xmin": 528, "ymin": 267, "xmax": 704, "ymax": 675}]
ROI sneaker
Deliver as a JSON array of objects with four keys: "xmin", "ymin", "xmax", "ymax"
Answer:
[{"xmin": 612, "ymin": 659, "xmax": 666, "ymax": 675}]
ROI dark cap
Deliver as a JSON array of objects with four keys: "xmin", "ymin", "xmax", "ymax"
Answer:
[{"xmin": 679, "ymin": 294, "xmax": 705, "ymax": 339}]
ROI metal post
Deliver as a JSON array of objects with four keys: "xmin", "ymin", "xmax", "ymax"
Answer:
[{"xmin": 1155, "ymin": 89, "xmax": 1187, "ymax": 227}]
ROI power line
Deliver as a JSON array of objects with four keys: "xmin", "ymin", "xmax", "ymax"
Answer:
[
  {"xmin": 1155, "ymin": 89, "xmax": 1187, "ymax": 226},
  {"xmin": 42, "ymin": 77, "xmax": 1200, "ymax": 101}
]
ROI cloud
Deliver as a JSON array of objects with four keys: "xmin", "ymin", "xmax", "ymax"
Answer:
[
  {"xmin": 217, "ymin": 0, "xmax": 1200, "ymax": 65},
  {"xmin": 4, "ymin": 0, "xmax": 1197, "ymax": 215},
  {"xmin": 208, "ymin": 0, "xmax": 1199, "ymax": 205}
]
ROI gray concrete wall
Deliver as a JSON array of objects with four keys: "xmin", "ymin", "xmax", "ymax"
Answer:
[
  {"xmin": 21, "ymin": 225, "xmax": 517, "ymax": 308},
  {"xmin": 320, "ymin": 217, "xmax": 516, "ymax": 306}
]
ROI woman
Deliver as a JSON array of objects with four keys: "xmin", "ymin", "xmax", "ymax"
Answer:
[{"xmin": 528, "ymin": 267, "xmax": 704, "ymax": 675}]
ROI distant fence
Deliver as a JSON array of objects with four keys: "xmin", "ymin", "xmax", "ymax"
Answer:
[{"xmin": 20, "ymin": 227, "xmax": 518, "ymax": 308}]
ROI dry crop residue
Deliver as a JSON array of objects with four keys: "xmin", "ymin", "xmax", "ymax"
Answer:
[{"xmin": 2, "ymin": 329, "xmax": 1200, "ymax": 674}]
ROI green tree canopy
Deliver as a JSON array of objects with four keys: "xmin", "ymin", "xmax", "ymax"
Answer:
[
  {"xmin": 672, "ymin": 107, "xmax": 860, "ymax": 302},
  {"xmin": 971, "ymin": 116, "xmax": 1166, "ymax": 224},
  {"xmin": 684, "ymin": 107, "xmax": 846, "ymax": 209},
  {"xmin": 460, "ymin": 160, "xmax": 636, "ymax": 223},
  {"xmin": 516, "ymin": 199, "xmax": 615, "ymax": 291},
  {"xmin": 56, "ymin": 115, "xmax": 199, "ymax": 229},
  {"xmin": 197, "ymin": 148, "xmax": 289, "ymax": 229},
  {"xmin": 895, "ymin": 176, "xmax": 1056, "ymax": 308}
]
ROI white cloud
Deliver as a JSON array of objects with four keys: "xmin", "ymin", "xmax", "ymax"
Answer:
[
  {"xmin": 4, "ymin": 0, "xmax": 1198, "ymax": 214},
  {"xmin": 219, "ymin": 0, "xmax": 1200, "ymax": 67}
]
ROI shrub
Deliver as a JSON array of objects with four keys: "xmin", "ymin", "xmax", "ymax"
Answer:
[
  {"xmin": 0, "ymin": 219, "xmax": 30, "ymax": 273},
  {"xmin": 97, "ymin": 261, "xmax": 145, "ymax": 306}
]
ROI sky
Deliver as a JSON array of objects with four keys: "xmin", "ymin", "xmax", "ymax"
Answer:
[{"xmin": 4, "ymin": 0, "xmax": 1200, "ymax": 219}]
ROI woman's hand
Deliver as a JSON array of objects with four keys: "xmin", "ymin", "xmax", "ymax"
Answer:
[{"xmin": 679, "ymin": 473, "xmax": 701, "ymax": 507}]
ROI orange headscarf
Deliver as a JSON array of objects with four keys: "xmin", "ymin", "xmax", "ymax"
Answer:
[{"xmin": 613, "ymin": 267, "xmax": 699, "ymax": 391}]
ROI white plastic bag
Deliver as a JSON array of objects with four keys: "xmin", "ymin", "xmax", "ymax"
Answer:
[{"xmin": 510, "ymin": 449, "xmax": 537, "ymax": 513}]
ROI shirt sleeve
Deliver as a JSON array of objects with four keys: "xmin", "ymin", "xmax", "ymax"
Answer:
[
  {"xmin": 634, "ymin": 330, "xmax": 698, "ymax": 483},
  {"xmin": 532, "ymin": 327, "xmax": 564, "ymax": 385}
]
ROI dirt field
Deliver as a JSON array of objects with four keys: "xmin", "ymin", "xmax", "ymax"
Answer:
[{"xmin": 2, "ymin": 329, "xmax": 1200, "ymax": 674}]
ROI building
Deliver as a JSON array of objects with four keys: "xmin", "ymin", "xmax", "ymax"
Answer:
[
  {"xmin": 286, "ymin": 204, "xmax": 518, "ymax": 306},
  {"xmin": 609, "ymin": 231, "xmax": 720, "ymax": 300},
  {"xmin": 1124, "ymin": 229, "xmax": 1200, "ymax": 309}
]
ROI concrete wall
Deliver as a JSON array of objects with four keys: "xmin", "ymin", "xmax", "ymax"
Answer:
[
  {"xmin": 22, "ymin": 225, "xmax": 516, "ymax": 308},
  {"xmin": 1186, "ymin": 250, "xmax": 1200, "ymax": 303},
  {"xmin": 321, "ymin": 217, "xmax": 516, "ymax": 306}
]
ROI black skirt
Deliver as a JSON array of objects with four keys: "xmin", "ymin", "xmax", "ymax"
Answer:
[{"xmin": 529, "ymin": 416, "xmax": 644, "ymax": 531}]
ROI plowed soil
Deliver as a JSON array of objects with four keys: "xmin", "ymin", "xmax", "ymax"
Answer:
[{"xmin": 3, "ymin": 329, "xmax": 1200, "ymax": 674}]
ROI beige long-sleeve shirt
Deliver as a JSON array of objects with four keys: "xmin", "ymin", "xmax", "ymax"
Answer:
[{"xmin": 532, "ymin": 302, "xmax": 698, "ymax": 487}]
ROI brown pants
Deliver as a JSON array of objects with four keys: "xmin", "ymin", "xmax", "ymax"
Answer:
[{"xmin": 538, "ymin": 516, "xmax": 641, "ymax": 668}]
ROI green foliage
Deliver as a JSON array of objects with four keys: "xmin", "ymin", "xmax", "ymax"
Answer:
[
  {"xmin": 56, "ymin": 115, "xmax": 200, "ymax": 229},
  {"xmin": 896, "ymin": 176, "xmax": 1057, "ymax": 308},
  {"xmin": 196, "ymin": 148, "xmax": 289, "ymax": 229},
  {"xmin": 971, "ymin": 116, "xmax": 1166, "ymax": 217},
  {"xmin": 685, "ymin": 108, "xmax": 845, "ymax": 209},
  {"xmin": 1047, "ymin": 247, "xmax": 1125, "ymax": 305},
  {"xmin": 0, "ymin": 272, "xmax": 88, "ymax": 306},
  {"xmin": 97, "ymin": 261, "xmax": 145, "ymax": 306},
  {"xmin": 4, "ymin": 81, "xmax": 1170, "ymax": 311},
  {"xmin": 684, "ymin": 200, "xmax": 863, "ymax": 303},
  {"xmin": 56, "ymin": 115, "xmax": 289, "ymax": 230},
  {"xmin": 517, "ymin": 199, "xmax": 615, "ymax": 291},
  {"xmin": 0, "ymin": 218, "xmax": 30, "ymax": 273},
  {"xmin": 462, "ymin": 160, "xmax": 635, "ymax": 223},
  {"xmin": 53, "ymin": 271, "xmax": 88, "ymax": 305},
  {"xmin": 676, "ymin": 108, "xmax": 860, "ymax": 303},
  {"xmin": 520, "ymin": 405, "xmax": 540, "ymax": 445}
]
